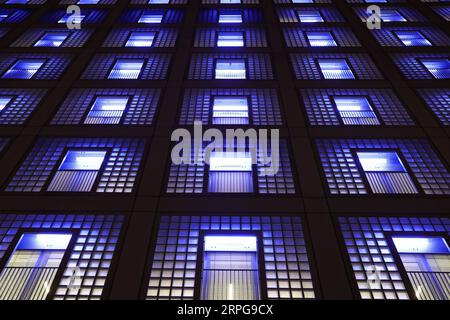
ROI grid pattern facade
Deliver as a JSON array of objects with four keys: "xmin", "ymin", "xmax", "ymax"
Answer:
[
  {"xmin": 300, "ymin": 88, "xmax": 414, "ymax": 126},
  {"xmin": 391, "ymin": 53, "xmax": 450, "ymax": 79},
  {"xmin": 316, "ymin": 139, "xmax": 450, "ymax": 195},
  {"xmin": 275, "ymin": 0, "xmax": 332, "ymax": 3},
  {"xmin": 0, "ymin": 88, "xmax": 47, "ymax": 125},
  {"xmin": 0, "ymin": 28, "xmax": 7, "ymax": 39},
  {"xmin": 276, "ymin": 7, "xmax": 345, "ymax": 23},
  {"xmin": 194, "ymin": 27, "xmax": 267, "ymax": 47},
  {"xmin": 5, "ymin": 138, "xmax": 145, "ymax": 193},
  {"xmin": 432, "ymin": 6, "xmax": 450, "ymax": 21},
  {"xmin": 131, "ymin": 0, "xmax": 186, "ymax": 4},
  {"xmin": 102, "ymin": 28, "xmax": 179, "ymax": 48},
  {"xmin": 11, "ymin": 28, "xmax": 93, "ymax": 48},
  {"xmin": 290, "ymin": 53, "xmax": 383, "ymax": 80},
  {"xmin": 39, "ymin": 9, "xmax": 107, "ymax": 24},
  {"xmin": 417, "ymin": 88, "xmax": 450, "ymax": 126},
  {"xmin": 353, "ymin": 6, "xmax": 426, "ymax": 22},
  {"xmin": 59, "ymin": 0, "xmax": 116, "ymax": 4},
  {"xmin": 0, "ymin": 0, "xmax": 46, "ymax": 4},
  {"xmin": 179, "ymin": 88, "xmax": 283, "ymax": 126},
  {"xmin": 119, "ymin": 9, "xmax": 184, "ymax": 24},
  {"xmin": 198, "ymin": 9, "xmax": 263, "ymax": 23},
  {"xmin": 283, "ymin": 27, "xmax": 361, "ymax": 47},
  {"xmin": 51, "ymin": 88, "xmax": 161, "ymax": 126},
  {"xmin": 0, "ymin": 213, "xmax": 124, "ymax": 300},
  {"xmin": 0, "ymin": 9, "xmax": 30, "ymax": 23},
  {"xmin": 147, "ymin": 215, "xmax": 315, "ymax": 300},
  {"xmin": 202, "ymin": 0, "xmax": 259, "ymax": 4},
  {"xmin": 370, "ymin": 27, "xmax": 450, "ymax": 47},
  {"xmin": 339, "ymin": 216, "xmax": 450, "ymax": 300}
]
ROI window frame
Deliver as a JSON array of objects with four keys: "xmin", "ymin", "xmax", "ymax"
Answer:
[
  {"xmin": 107, "ymin": 58, "xmax": 145, "ymax": 80},
  {"xmin": 213, "ymin": 58, "xmax": 248, "ymax": 80},
  {"xmin": 330, "ymin": 95, "xmax": 383, "ymax": 126},
  {"xmin": 316, "ymin": 58, "xmax": 356, "ymax": 80},
  {"xmin": 82, "ymin": 94, "xmax": 131, "ymax": 125},
  {"xmin": 209, "ymin": 95, "xmax": 252, "ymax": 125}
]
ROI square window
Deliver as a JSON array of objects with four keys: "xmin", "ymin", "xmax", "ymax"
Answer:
[
  {"xmin": 420, "ymin": 59, "xmax": 450, "ymax": 79},
  {"xmin": 2, "ymin": 59, "xmax": 45, "ymax": 80},
  {"xmin": 84, "ymin": 96, "xmax": 129, "ymax": 124},
  {"xmin": 394, "ymin": 31, "xmax": 431, "ymax": 46},
  {"xmin": 306, "ymin": 32, "xmax": 337, "ymax": 47},
  {"xmin": 317, "ymin": 59, "xmax": 355, "ymax": 79},
  {"xmin": 333, "ymin": 96, "xmax": 380, "ymax": 125},
  {"xmin": 220, "ymin": 0, "xmax": 241, "ymax": 3},
  {"xmin": 209, "ymin": 152, "xmax": 252, "ymax": 172},
  {"xmin": 138, "ymin": 12, "xmax": 164, "ymax": 23},
  {"xmin": 217, "ymin": 31, "xmax": 244, "ymax": 47},
  {"xmin": 108, "ymin": 59, "xmax": 144, "ymax": 80},
  {"xmin": 125, "ymin": 32, "xmax": 156, "ymax": 47},
  {"xmin": 215, "ymin": 59, "xmax": 246, "ymax": 79},
  {"xmin": 297, "ymin": 10, "xmax": 324, "ymax": 23},
  {"xmin": 148, "ymin": 0, "xmax": 169, "ymax": 3},
  {"xmin": 34, "ymin": 32, "xmax": 69, "ymax": 47},
  {"xmin": 77, "ymin": 0, "xmax": 100, "ymax": 4},
  {"xmin": 212, "ymin": 97, "xmax": 249, "ymax": 124},
  {"xmin": 58, "ymin": 13, "xmax": 85, "ymax": 24},
  {"xmin": 218, "ymin": 12, "xmax": 242, "ymax": 23},
  {"xmin": 356, "ymin": 152, "xmax": 406, "ymax": 172},
  {"xmin": 381, "ymin": 10, "xmax": 406, "ymax": 22},
  {"xmin": 0, "ymin": 96, "xmax": 13, "ymax": 112},
  {"xmin": 59, "ymin": 150, "xmax": 107, "ymax": 171}
]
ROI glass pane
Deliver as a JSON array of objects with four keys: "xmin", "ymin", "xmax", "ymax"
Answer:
[
  {"xmin": 59, "ymin": 150, "xmax": 107, "ymax": 171},
  {"xmin": 356, "ymin": 151, "xmax": 406, "ymax": 172}
]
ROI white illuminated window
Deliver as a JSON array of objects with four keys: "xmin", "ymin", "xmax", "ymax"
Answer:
[
  {"xmin": 212, "ymin": 97, "xmax": 249, "ymax": 122},
  {"xmin": 108, "ymin": 59, "xmax": 144, "ymax": 79},
  {"xmin": 318, "ymin": 59, "xmax": 355, "ymax": 79},
  {"xmin": 220, "ymin": 0, "xmax": 241, "ymax": 4},
  {"xmin": 297, "ymin": 10, "xmax": 324, "ymax": 23},
  {"xmin": 139, "ymin": 11, "xmax": 164, "ymax": 24},
  {"xmin": 58, "ymin": 13, "xmax": 85, "ymax": 24},
  {"xmin": 381, "ymin": 10, "xmax": 407, "ymax": 22},
  {"xmin": 292, "ymin": 0, "xmax": 313, "ymax": 3},
  {"xmin": 5, "ymin": 0, "xmax": 29, "ymax": 3},
  {"xmin": 125, "ymin": 32, "xmax": 156, "ymax": 47},
  {"xmin": 0, "ymin": 96, "xmax": 13, "ymax": 112},
  {"xmin": 209, "ymin": 152, "xmax": 252, "ymax": 172},
  {"xmin": 148, "ymin": 0, "xmax": 169, "ymax": 3},
  {"xmin": 394, "ymin": 31, "xmax": 431, "ymax": 46},
  {"xmin": 218, "ymin": 11, "xmax": 242, "ymax": 23},
  {"xmin": 59, "ymin": 150, "xmax": 107, "ymax": 171},
  {"xmin": 84, "ymin": 96, "xmax": 128, "ymax": 124},
  {"xmin": 356, "ymin": 151, "xmax": 406, "ymax": 172},
  {"xmin": 77, "ymin": 0, "xmax": 100, "ymax": 4},
  {"xmin": 2, "ymin": 59, "xmax": 45, "ymax": 79},
  {"xmin": 215, "ymin": 59, "xmax": 246, "ymax": 79},
  {"xmin": 420, "ymin": 59, "xmax": 450, "ymax": 79},
  {"xmin": 365, "ymin": 0, "xmax": 386, "ymax": 2},
  {"xmin": 217, "ymin": 31, "xmax": 244, "ymax": 47},
  {"xmin": 306, "ymin": 31, "xmax": 337, "ymax": 47},
  {"xmin": 0, "ymin": 14, "xmax": 9, "ymax": 22},
  {"xmin": 333, "ymin": 96, "xmax": 380, "ymax": 125},
  {"xmin": 34, "ymin": 32, "xmax": 69, "ymax": 47}
]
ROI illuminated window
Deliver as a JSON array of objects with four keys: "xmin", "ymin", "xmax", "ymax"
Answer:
[
  {"xmin": 0, "ymin": 233, "xmax": 72, "ymax": 300},
  {"xmin": 47, "ymin": 150, "xmax": 107, "ymax": 192},
  {"xmin": 292, "ymin": 0, "xmax": 313, "ymax": 3},
  {"xmin": 365, "ymin": 0, "xmax": 386, "ymax": 2},
  {"xmin": 108, "ymin": 59, "xmax": 144, "ymax": 80},
  {"xmin": 148, "ymin": 0, "xmax": 169, "ymax": 3},
  {"xmin": 84, "ymin": 96, "xmax": 128, "ymax": 124},
  {"xmin": 212, "ymin": 97, "xmax": 249, "ymax": 125},
  {"xmin": 58, "ymin": 13, "xmax": 85, "ymax": 24},
  {"xmin": 77, "ymin": 0, "xmax": 100, "ymax": 4},
  {"xmin": 0, "ymin": 96, "xmax": 13, "ymax": 112},
  {"xmin": 125, "ymin": 32, "xmax": 156, "ymax": 47},
  {"xmin": 208, "ymin": 152, "xmax": 254, "ymax": 193},
  {"xmin": 381, "ymin": 10, "xmax": 407, "ymax": 22},
  {"xmin": 393, "ymin": 236, "xmax": 450, "ymax": 300},
  {"xmin": 215, "ymin": 59, "xmax": 246, "ymax": 79},
  {"xmin": 306, "ymin": 31, "xmax": 337, "ymax": 47},
  {"xmin": 394, "ymin": 31, "xmax": 431, "ymax": 46},
  {"xmin": 297, "ymin": 10, "xmax": 324, "ymax": 23},
  {"xmin": 138, "ymin": 11, "xmax": 164, "ymax": 23},
  {"xmin": 217, "ymin": 31, "xmax": 244, "ymax": 47},
  {"xmin": 201, "ymin": 235, "xmax": 260, "ymax": 300},
  {"xmin": 420, "ymin": 59, "xmax": 450, "ymax": 79},
  {"xmin": 0, "ymin": 14, "xmax": 8, "ymax": 22},
  {"xmin": 333, "ymin": 96, "xmax": 380, "ymax": 125},
  {"xmin": 218, "ymin": 12, "xmax": 242, "ymax": 23},
  {"xmin": 2, "ymin": 59, "xmax": 45, "ymax": 80},
  {"xmin": 5, "ymin": 0, "xmax": 29, "ymax": 3},
  {"xmin": 356, "ymin": 151, "xmax": 418, "ymax": 194},
  {"xmin": 220, "ymin": 0, "xmax": 241, "ymax": 4},
  {"xmin": 318, "ymin": 59, "xmax": 355, "ymax": 79},
  {"xmin": 34, "ymin": 32, "xmax": 69, "ymax": 47}
]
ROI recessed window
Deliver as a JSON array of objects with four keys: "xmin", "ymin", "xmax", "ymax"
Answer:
[
  {"xmin": 2, "ymin": 59, "xmax": 45, "ymax": 80},
  {"xmin": 0, "ymin": 14, "xmax": 9, "ymax": 22},
  {"xmin": 108, "ymin": 59, "xmax": 144, "ymax": 79},
  {"xmin": 420, "ymin": 59, "xmax": 450, "ymax": 79},
  {"xmin": 292, "ymin": 0, "xmax": 313, "ymax": 3},
  {"xmin": 394, "ymin": 31, "xmax": 431, "ymax": 46},
  {"xmin": 84, "ymin": 96, "xmax": 129, "ymax": 124},
  {"xmin": 34, "ymin": 32, "xmax": 69, "ymax": 47},
  {"xmin": 215, "ymin": 59, "xmax": 246, "ymax": 79},
  {"xmin": 59, "ymin": 150, "xmax": 107, "ymax": 171},
  {"xmin": 297, "ymin": 10, "xmax": 324, "ymax": 23},
  {"xmin": 306, "ymin": 31, "xmax": 337, "ymax": 47},
  {"xmin": 77, "ymin": 0, "xmax": 100, "ymax": 4},
  {"xmin": 212, "ymin": 97, "xmax": 249, "ymax": 125},
  {"xmin": 218, "ymin": 12, "xmax": 242, "ymax": 23},
  {"xmin": 220, "ymin": 0, "xmax": 241, "ymax": 4},
  {"xmin": 333, "ymin": 96, "xmax": 380, "ymax": 125},
  {"xmin": 208, "ymin": 152, "xmax": 253, "ymax": 193},
  {"xmin": 0, "ymin": 96, "xmax": 13, "ymax": 112},
  {"xmin": 138, "ymin": 11, "xmax": 164, "ymax": 24},
  {"xmin": 58, "ymin": 13, "xmax": 85, "ymax": 24},
  {"xmin": 201, "ymin": 235, "xmax": 260, "ymax": 300},
  {"xmin": 317, "ymin": 59, "xmax": 355, "ymax": 79},
  {"xmin": 217, "ymin": 31, "xmax": 244, "ymax": 47},
  {"xmin": 381, "ymin": 10, "xmax": 407, "ymax": 22},
  {"xmin": 356, "ymin": 151, "xmax": 406, "ymax": 172},
  {"xmin": 148, "ymin": 0, "xmax": 169, "ymax": 3},
  {"xmin": 5, "ymin": 0, "xmax": 29, "ymax": 3},
  {"xmin": 125, "ymin": 32, "xmax": 156, "ymax": 47}
]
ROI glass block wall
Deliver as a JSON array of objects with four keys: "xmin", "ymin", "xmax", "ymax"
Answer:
[
  {"xmin": 147, "ymin": 215, "xmax": 315, "ymax": 300},
  {"xmin": 432, "ymin": 6, "xmax": 450, "ymax": 21},
  {"xmin": 276, "ymin": 7, "xmax": 344, "ymax": 23},
  {"xmin": 202, "ymin": 0, "xmax": 259, "ymax": 4},
  {"xmin": 51, "ymin": 88, "xmax": 161, "ymax": 126},
  {"xmin": 11, "ymin": 28, "xmax": 93, "ymax": 47},
  {"xmin": 131, "ymin": 0, "xmax": 186, "ymax": 4},
  {"xmin": 0, "ymin": 9, "xmax": 31, "ymax": 23},
  {"xmin": 391, "ymin": 53, "xmax": 450, "ymax": 79},
  {"xmin": 353, "ymin": 6, "xmax": 426, "ymax": 22},
  {"xmin": 300, "ymin": 88, "xmax": 414, "ymax": 126},
  {"xmin": 339, "ymin": 216, "xmax": 450, "ymax": 299},
  {"xmin": 370, "ymin": 27, "xmax": 450, "ymax": 47},
  {"xmin": 59, "ymin": 0, "xmax": 116, "ymax": 4},
  {"xmin": 315, "ymin": 139, "xmax": 450, "ymax": 195},
  {"xmin": 0, "ymin": 138, "xmax": 8, "ymax": 153},
  {"xmin": 194, "ymin": 27, "xmax": 268, "ymax": 47},
  {"xmin": 0, "ymin": 88, "xmax": 47, "ymax": 125},
  {"xmin": 39, "ymin": 9, "xmax": 107, "ymax": 24},
  {"xmin": 417, "ymin": 88, "xmax": 450, "ymax": 126},
  {"xmin": 198, "ymin": 8, "xmax": 263, "ymax": 24},
  {"xmin": 0, "ymin": 213, "xmax": 124, "ymax": 300},
  {"xmin": 119, "ymin": 9, "xmax": 184, "ymax": 24},
  {"xmin": 5, "ymin": 137, "xmax": 145, "ymax": 193},
  {"xmin": 283, "ymin": 27, "xmax": 361, "ymax": 47},
  {"xmin": 102, "ymin": 28, "xmax": 179, "ymax": 48}
]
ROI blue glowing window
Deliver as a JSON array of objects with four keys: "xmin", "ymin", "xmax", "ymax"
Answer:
[
  {"xmin": 217, "ymin": 31, "xmax": 244, "ymax": 47},
  {"xmin": 125, "ymin": 32, "xmax": 156, "ymax": 47},
  {"xmin": 220, "ymin": 0, "xmax": 241, "ymax": 4},
  {"xmin": 394, "ymin": 31, "xmax": 431, "ymax": 46},
  {"xmin": 333, "ymin": 96, "xmax": 379, "ymax": 124},
  {"xmin": 16, "ymin": 233, "xmax": 72, "ymax": 251},
  {"xmin": 420, "ymin": 59, "xmax": 450, "ymax": 79},
  {"xmin": 297, "ymin": 10, "xmax": 324, "ymax": 23},
  {"xmin": 148, "ymin": 0, "xmax": 169, "ymax": 3},
  {"xmin": 59, "ymin": 150, "xmax": 107, "ymax": 171},
  {"xmin": 2, "ymin": 59, "xmax": 45, "ymax": 80},
  {"xmin": 138, "ymin": 12, "xmax": 164, "ymax": 23},
  {"xmin": 365, "ymin": 0, "xmax": 386, "ymax": 2},
  {"xmin": 318, "ymin": 59, "xmax": 355, "ymax": 79},
  {"xmin": 34, "ymin": 32, "xmax": 69, "ymax": 47},
  {"xmin": 5, "ymin": 0, "xmax": 29, "ymax": 3},
  {"xmin": 77, "ymin": 0, "xmax": 100, "ymax": 4},
  {"xmin": 0, "ymin": 14, "xmax": 8, "ymax": 22},
  {"xmin": 292, "ymin": 0, "xmax": 313, "ymax": 3},
  {"xmin": 0, "ymin": 96, "xmax": 13, "ymax": 112},
  {"xmin": 393, "ymin": 237, "xmax": 450, "ymax": 254},
  {"xmin": 210, "ymin": 152, "xmax": 252, "ymax": 172},
  {"xmin": 356, "ymin": 151, "xmax": 406, "ymax": 172},
  {"xmin": 215, "ymin": 59, "xmax": 246, "ymax": 79},
  {"xmin": 381, "ymin": 10, "xmax": 407, "ymax": 22},
  {"xmin": 58, "ymin": 13, "xmax": 85, "ymax": 24},
  {"xmin": 334, "ymin": 96, "xmax": 373, "ymax": 113},
  {"xmin": 306, "ymin": 32, "xmax": 337, "ymax": 47},
  {"xmin": 108, "ymin": 59, "xmax": 144, "ymax": 80},
  {"xmin": 212, "ymin": 97, "xmax": 249, "ymax": 122},
  {"xmin": 85, "ymin": 96, "xmax": 128, "ymax": 124},
  {"xmin": 218, "ymin": 12, "xmax": 242, "ymax": 23}
]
